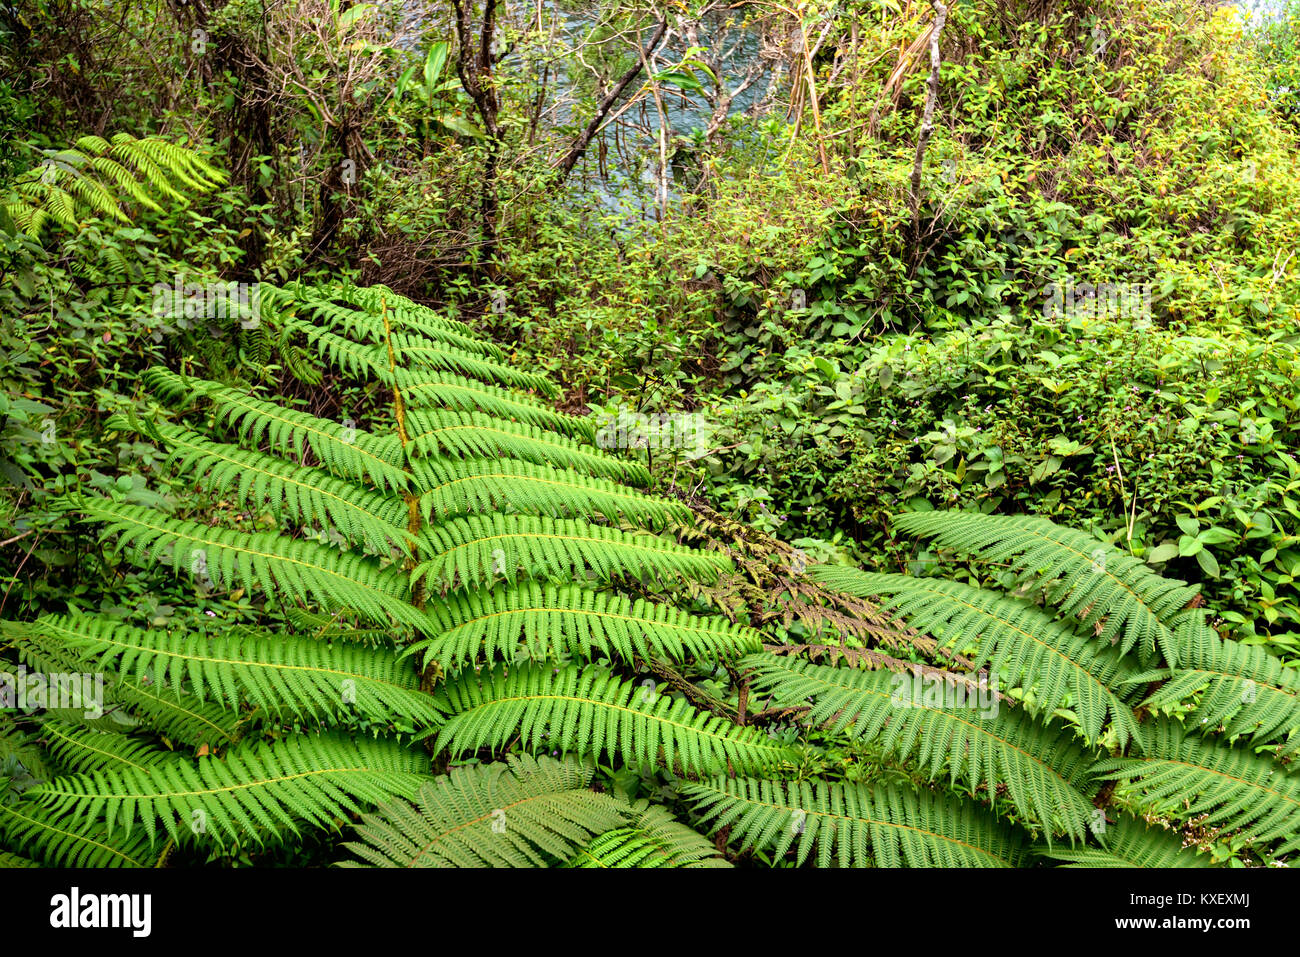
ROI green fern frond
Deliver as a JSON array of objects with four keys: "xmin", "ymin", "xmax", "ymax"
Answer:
[
  {"xmin": 144, "ymin": 367, "xmax": 409, "ymax": 492},
  {"xmin": 340, "ymin": 753, "xmax": 627, "ymax": 867},
  {"xmin": 404, "ymin": 407, "xmax": 648, "ymax": 485},
  {"xmin": 390, "ymin": 332, "xmax": 555, "ymax": 395},
  {"xmin": 808, "ymin": 567, "xmax": 1140, "ymax": 747},
  {"xmin": 434, "ymin": 663, "xmax": 791, "ymax": 775},
  {"xmin": 29, "ymin": 614, "xmax": 442, "ymax": 729},
  {"xmin": 7, "ymin": 631, "xmax": 243, "ymax": 748},
  {"xmin": 0, "ymin": 851, "xmax": 41, "ymax": 867},
  {"xmin": 742, "ymin": 653, "xmax": 1098, "ymax": 838},
  {"xmin": 684, "ymin": 777, "xmax": 1028, "ymax": 867},
  {"xmin": 408, "ymin": 581, "xmax": 762, "ymax": 671},
  {"xmin": 292, "ymin": 291, "xmax": 506, "ymax": 360},
  {"xmin": 1094, "ymin": 718, "xmax": 1300, "ymax": 855},
  {"xmin": 116, "ymin": 417, "xmax": 413, "ymax": 556},
  {"xmin": 414, "ymin": 513, "xmax": 730, "ymax": 592},
  {"xmin": 24, "ymin": 733, "xmax": 428, "ymax": 847},
  {"xmin": 38, "ymin": 721, "xmax": 180, "ymax": 776},
  {"xmin": 5, "ymin": 133, "xmax": 223, "ymax": 236},
  {"xmin": 311, "ymin": 283, "xmax": 480, "ymax": 339},
  {"xmin": 83, "ymin": 500, "xmax": 427, "ymax": 631},
  {"xmin": 0, "ymin": 800, "xmax": 162, "ymax": 868},
  {"xmin": 1039, "ymin": 813, "xmax": 1211, "ymax": 867},
  {"xmin": 395, "ymin": 368, "xmax": 593, "ymax": 440},
  {"xmin": 567, "ymin": 803, "xmax": 729, "ymax": 868},
  {"xmin": 891, "ymin": 511, "xmax": 1207, "ymax": 664},
  {"xmin": 1128, "ymin": 630, "xmax": 1300, "ymax": 756},
  {"xmin": 412, "ymin": 457, "xmax": 688, "ymax": 528}
]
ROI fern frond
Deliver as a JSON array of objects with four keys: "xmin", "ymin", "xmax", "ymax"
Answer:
[
  {"xmin": 395, "ymin": 368, "xmax": 594, "ymax": 440},
  {"xmin": 0, "ymin": 800, "xmax": 161, "ymax": 868},
  {"xmin": 404, "ymin": 407, "xmax": 648, "ymax": 486},
  {"xmin": 340, "ymin": 753, "xmax": 627, "ymax": 867},
  {"xmin": 1128, "ymin": 630, "xmax": 1300, "ymax": 756},
  {"xmin": 567, "ymin": 803, "xmax": 729, "ymax": 868},
  {"xmin": 1039, "ymin": 813, "xmax": 1211, "ymax": 867},
  {"xmin": 434, "ymin": 663, "xmax": 791, "ymax": 775},
  {"xmin": 83, "ymin": 500, "xmax": 427, "ymax": 631},
  {"xmin": 1094, "ymin": 718, "xmax": 1300, "ymax": 855},
  {"xmin": 684, "ymin": 777, "xmax": 1028, "ymax": 867},
  {"xmin": 38, "ymin": 721, "xmax": 180, "ymax": 776},
  {"xmin": 292, "ymin": 291, "xmax": 505, "ymax": 360},
  {"xmin": 891, "ymin": 511, "xmax": 1207, "ymax": 664},
  {"xmin": 390, "ymin": 332, "xmax": 555, "ymax": 395},
  {"xmin": 414, "ymin": 514, "xmax": 730, "ymax": 592},
  {"xmin": 29, "ymin": 614, "xmax": 442, "ymax": 729},
  {"xmin": 808, "ymin": 567, "xmax": 1140, "ymax": 747},
  {"xmin": 742, "ymin": 653, "xmax": 1098, "ymax": 838},
  {"xmin": 412, "ymin": 457, "xmax": 688, "ymax": 528},
  {"xmin": 117, "ymin": 417, "xmax": 413, "ymax": 556},
  {"xmin": 144, "ymin": 367, "xmax": 409, "ymax": 492},
  {"xmin": 24, "ymin": 733, "xmax": 428, "ymax": 847},
  {"xmin": 408, "ymin": 582, "xmax": 762, "ymax": 671},
  {"xmin": 8, "ymin": 631, "xmax": 243, "ymax": 748}
]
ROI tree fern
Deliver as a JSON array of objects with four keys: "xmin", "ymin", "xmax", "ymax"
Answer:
[
  {"xmin": 115, "ymin": 416, "xmax": 414, "ymax": 556},
  {"xmin": 434, "ymin": 663, "xmax": 792, "ymax": 775},
  {"xmin": 4, "ymin": 133, "xmax": 224, "ymax": 236},
  {"xmin": 567, "ymin": 803, "xmax": 728, "ymax": 868},
  {"xmin": 413, "ymin": 513, "xmax": 731, "ymax": 593},
  {"xmin": 1094, "ymin": 718, "xmax": 1300, "ymax": 857},
  {"xmin": 412, "ymin": 456, "xmax": 689, "ymax": 528},
  {"xmin": 891, "ymin": 511, "xmax": 1209, "ymax": 664},
  {"xmin": 1039, "ymin": 813, "xmax": 1211, "ymax": 868},
  {"xmin": 26, "ymin": 614, "xmax": 443, "ymax": 729},
  {"xmin": 808, "ymin": 567, "xmax": 1141, "ymax": 747},
  {"xmin": 340, "ymin": 754, "xmax": 626, "ymax": 867},
  {"xmin": 683, "ymin": 777, "xmax": 1028, "ymax": 867},
  {"xmin": 404, "ymin": 407, "xmax": 648, "ymax": 485},
  {"xmin": 1127, "ymin": 628, "xmax": 1300, "ymax": 756},
  {"xmin": 38, "ymin": 722, "xmax": 181, "ymax": 777},
  {"xmin": 742, "ymin": 653, "xmax": 1098, "ymax": 839},
  {"xmin": 408, "ymin": 581, "xmax": 762, "ymax": 672},
  {"xmin": 80, "ymin": 499, "xmax": 429, "ymax": 631},
  {"xmin": 143, "ymin": 367, "xmax": 410, "ymax": 493},
  {"xmin": 0, "ymin": 800, "xmax": 166, "ymax": 868},
  {"xmin": 22, "ymin": 733, "xmax": 428, "ymax": 848}
]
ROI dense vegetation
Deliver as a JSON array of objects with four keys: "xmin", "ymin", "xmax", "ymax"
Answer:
[{"xmin": 1, "ymin": 0, "xmax": 1298, "ymax": 869}]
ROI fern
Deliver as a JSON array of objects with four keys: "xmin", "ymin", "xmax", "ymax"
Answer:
[
  {"xmin": 742, "ymin": 653, "xmax": 1098, "ymax": 839},
  {"xmin": 116, "ymin": 416, "xmax": 414, "ymax": 556},
  {"xmin": 340, "ymin": 754, "xmax": 626, "ymax": 867},
  {"xmin": 81, "ymin": 500, "xmax": 429, "ymax": 631},
  {"xmin": 434, "ymin": 663, "xmax": 792, "ymax": 775},
  {"xmin": 38, "ymin": 721, "xmax": 181, "ymax": 776},
  {"xmin": 1094, "ymin": 718, "xmax": 1300, "ymax": 857},
  {"xmin": 891, "ymin": 511, "xmax": 1209, "ymax": 664},
  {"xmin": 413, "ymin": 513, "xmax": 730, "ymax": 593},
  {"xmin": 808, "ymin": 567, "xmax": 1141, "ymax": 747},
  {"xmin": 22, "ymin": 733, "xmax": 428, "ymax": 847},
  {"xmin": 4, "ymin": 133, "xmax": 224, "ymax": 236},
  {"xmin": 409, "ymin": 581, "xmax": 762, "ymax": 671},
  {"xmin": 1127, "ymin": 628, "xmax": 1300, "ymax": 756},
  {"xmin": 567, "ymin": 804, "xmax": 728, "ymax": 868},
  {"xmin": 684, "ymin": 778, "xmax": 1028, "ymax": 867},
  {"xmin": 0, "ymin": 800, "xmax": 165, "ymax": 868},
  {"xmin": 26, "ymin": 615, "xmax": 442, "ymax": 729},
  {"xmin": 1040, "ymin": 813, "xmax": 1211, "ymax": 868}
]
